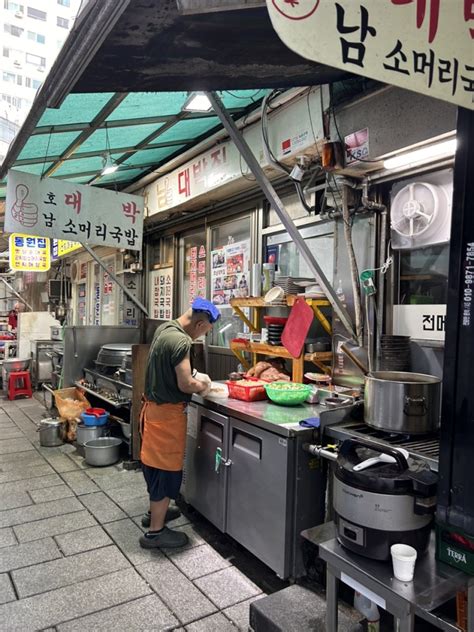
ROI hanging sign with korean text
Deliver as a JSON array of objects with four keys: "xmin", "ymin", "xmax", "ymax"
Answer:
[
  {"xmin": 149, "ymin": 268, "xmax": 174, "ymax": 321},
  {"xmin": 51, "ymin": 239, "xmax": 82, "ymax": 259},
  {"xmin": 9, "ymin": 233, "xmax": 51, "ymax": 272},
  {"xmin": 5, "ymin": 170, "xmax": 144, "ymax": 250},
  {"xmin": 266, "ymin": 1, "xmax": 474, "ymax": 110}
]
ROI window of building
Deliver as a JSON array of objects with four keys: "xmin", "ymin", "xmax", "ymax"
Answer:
[
  {"xmin": 27, "ymin": 7, "xmax": 46, "ymax": 20},
  {"xmin": 3, "ymin": 47, "xmax": 9, "ymax": 57},
  {"xmin": 32, "ymin": 78, "xmax": 41, "ymax": 89},
  {"xmin": 27, "ymin": 31, "xmax": 45, "ymax": 44},
  {"xmin": 25, "ymin": 76, "xmax": 31, "ymax": 87},
  {"xmin": 57, "ymin": 16, "xmax": 69, "ymax": 28},
  {"xmin": 0, "ymin": 117, "xmax": 18, "ymax": 143},
  {"xmin": 26, "ymin": 52, "xmax": 45, "ymax": 66},
  {"xmin": 2, "ymin": 71, "xmax": 16, "ymax": 83},
  {"xmin": 4, "ymin": 23, "xmax": 24, "ymax": 37},
  {"xmin": 4, "ymin": 1, "xmax": 24, "ymax": 13},
  {"xmin": 57, "ymin": 0, "xmax": 70, "ymax": 6},
  {"xmin": 16, "ymin": 74, "xmax": 22, "ymax": 86},
  {"xmin": 209, "ymin": 215, "xmax": 252, "ymax": 347}
]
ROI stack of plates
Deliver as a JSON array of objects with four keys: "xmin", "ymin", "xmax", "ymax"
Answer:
[
  {"xmin": 275, "ymin": 276, "xmax": 313, "ymax": 295},
  {"xmin": 379, "ymin": 335, "xmax": 411, "ymax": 371}
]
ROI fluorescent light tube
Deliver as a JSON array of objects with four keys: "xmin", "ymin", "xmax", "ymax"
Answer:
[{"xmin": 384, "ymin": 139, "xmax": 456, "ymax": 170}]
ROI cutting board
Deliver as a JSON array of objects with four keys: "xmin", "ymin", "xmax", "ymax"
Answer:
[{"xmin": 281, "ymin": 298, "xmax": 314, "ymax": 358}]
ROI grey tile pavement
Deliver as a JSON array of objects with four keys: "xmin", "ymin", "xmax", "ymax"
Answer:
[
  {"xmin": 112, "ymin": 494, "xmax": 149, "ymax": 518},
  {"xmin": 167, "ymin": 544, "xmax": 231, "ymax": 580},
  {"xmin": 0, "ymin": 568, "xmax": 152, "ymax": 632},
  {"xmin": 185, "ymin": 612, "xmax": 237, "ymax": 631},
  {"xmin": 1, "ymin": 490, "xmax": 33, "ymax": 511},
  {"xmin": 139, "ymin": 558, "xmax": 218, "ymax": 625},
  {"xmin": 102, "ymin": 478, "xmax": 148, "ymax": 503},
  {"xmin": 0, "ymin": 526, "xmax": 17, "ymax": 548},
  {"xmin": 161, "ymin": 523, "xmax": 205, "ymax": 553},
  {"xmin": 54, "ymin": 525, "xmax": 113, "ymax": 556},
  {"xmin": 0, "ymin": 496, "xmax": 84, "ymax": 528},
  {"xmin": 0, "ymin": 473, "xmax": 63, "ymax": 494},
  {"xmin": 0, "ymin": 537, "xmax": 61, "ymax": 573},
  {"xmin": 56, "ymin": 594, "xmax": 179, "ymax": 632},
  {"xmin": 79, "ymin": 491, "xmax": 127, "ymax": 523},
  {"xmin": 0, "ymin": 428, "xmax": 24, "ymax": 440},
  {"xmin": 60, "ymin": 471, "xmax": 100, "ymax": 495},
  {"xmin": 12, "ymin": 545, "xmax": 131, "ymax": 598},
  {"xmin": 0, "ymin": 452, "xmax": 46, "ymax": 469},
  {"xmin": 13, "ymin": 510, "xmax": 97, "ymax": 543},
  {"xmin": 40, "ymin": 453, "xmax": 81, "ymax": 473},
  {"xmin": 104, "ymin": 518, "xmax": 165, "ymax": 566},
  {"xmin": 194, "ymin": 567, "xmax": 262, "ymax": 610},
  {"xmin": 0, "ymin": 438, "xmax": 33, "ymax": 455},
  {"xmin": 0, "ymin": 462, "xmax": 54, "ymax": 485},
  {"xmin": 85, "ymin": 469, "xmax": 145, "ymax": 492},
  {"xmin": 223, "ymin": 595, "xmax": 266, "ymax": 631},
  {"xmin": 28, "ymin": 484, "xmax": 74, "ymax": 504},
  {"xmin": 0, "ymin": 572, "xmax": 16, "ymax": 605}
]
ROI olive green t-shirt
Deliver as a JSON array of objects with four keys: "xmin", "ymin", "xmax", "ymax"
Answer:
[{"xmin": 145, "ymin": 320, "xmax": 192, "ymax": 404}]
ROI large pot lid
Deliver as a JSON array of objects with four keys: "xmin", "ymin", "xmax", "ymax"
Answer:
[
  {"xmin": 101, "ymin": 344, "xmax": 133, "ymax": 352},
  {"xmin": 335, "ymin": 439, "xmax": 437, "ymax": 496}
]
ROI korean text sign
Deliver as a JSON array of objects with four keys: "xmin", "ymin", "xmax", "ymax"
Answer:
[
  {"xmin": 5, "ymin": 170, "xmax": 144, "ymax": 250},
  {"xmin": 267, "ymin": 1, "xmax": 474, "ymax": 110},
  {"xmin": 9, "ymin": 233, "xmax": 51, "ymax": 272}
]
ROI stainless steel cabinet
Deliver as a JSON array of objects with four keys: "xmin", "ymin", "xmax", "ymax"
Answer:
[
  {"xmin": 184, "ymin": 403, "xmax": 229, "ymax": 531},
  {"xmin": 184, "ymin": 403, "xmax": 326, "ymax": 579},
  {"xmin": 226, "ymin": 417, "xmax": 292, "ymax": 576}
]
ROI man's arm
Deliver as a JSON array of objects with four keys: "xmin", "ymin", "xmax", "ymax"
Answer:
[{"xmin": 175, "ymin": 354, "xmax": 210, "ymax": 394}]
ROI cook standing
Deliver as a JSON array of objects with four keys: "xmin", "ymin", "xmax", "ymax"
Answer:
[{"xmin": 139, "ymin": 298, "xmax": 220, "ymax": 549}]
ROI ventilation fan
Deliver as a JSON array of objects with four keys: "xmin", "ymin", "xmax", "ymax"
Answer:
[{"xmin": 390, "ymin": 173, "xmax": 452, "ymax": 250}]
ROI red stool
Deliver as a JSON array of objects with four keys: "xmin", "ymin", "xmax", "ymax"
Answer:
[{"xmin": 8, "ymin": 371, "xmax": 33, "ymax": 401}]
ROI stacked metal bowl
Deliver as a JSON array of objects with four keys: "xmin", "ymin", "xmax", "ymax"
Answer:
[{"xmin": 379, "ymin": 335, "xmax": 411, "ymax": 371}]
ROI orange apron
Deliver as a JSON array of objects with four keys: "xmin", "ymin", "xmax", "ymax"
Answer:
[{"xmin": 139, "ymin": 399, "xmax": 187, "ymax": 471}]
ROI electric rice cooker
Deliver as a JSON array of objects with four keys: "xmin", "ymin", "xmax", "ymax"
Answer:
[{"xmin": 333, "ymin": 439, "xmax": 437, "ymax": 561}]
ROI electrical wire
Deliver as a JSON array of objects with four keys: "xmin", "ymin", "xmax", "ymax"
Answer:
[{"xmin": 223, "ymin": 89, "xmax": 266, "ymax": 103}]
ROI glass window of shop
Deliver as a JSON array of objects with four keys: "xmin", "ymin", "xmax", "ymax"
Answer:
[
  {"xmin": 397, "ymin": 245, "xmax": 449, "ymax": 305},
  {"xmin": 265, "ymin": 221, "xmax": 335, "ymax": 282},
  {"xmin": 209, "ymin": 215, "xmax": 252, "ymax": 347}
]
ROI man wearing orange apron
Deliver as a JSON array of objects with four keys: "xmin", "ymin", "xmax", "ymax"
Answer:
[{"xmin": 139, "ymin": 298, "xmax": 220, "ymax": 549}]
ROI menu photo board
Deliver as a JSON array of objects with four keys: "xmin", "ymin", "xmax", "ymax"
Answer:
[
  {"xmin": 149, "ymin": 268, "xmax": 174, "ymax": 321},
  {"xmin": 211, "ymin": 239, "xmax": 250, "ymax": 308}
]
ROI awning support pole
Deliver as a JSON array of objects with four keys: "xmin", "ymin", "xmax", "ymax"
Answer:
[
  {"xmin": 206, "ymin": 91, "xmax": 357, "ymax": 341},
  {"xmin": 0, "ymin": 278, "xmax": 33, "ymax": 311},
  {"xmin": 82, "ymin": 243, "xmax": 149, "ymax": 317}
]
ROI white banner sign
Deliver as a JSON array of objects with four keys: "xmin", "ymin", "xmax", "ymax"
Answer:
[
  {"xmin": 149, "ymin": 268, "xmax": 174, "ymax": 321},
  {"xmin": 5, "ymin": 170, "xmax": 144, "ymax": 250},
  {"xmin": 267, "ymin": 1, "xmax": 474, "ymax": 110},
  {"xmin": 393, "ymin": 304, "xmax": 446, "ymax": 341}
]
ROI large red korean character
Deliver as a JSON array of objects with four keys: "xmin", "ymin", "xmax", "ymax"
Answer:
[
  {"xmin": 65, "ymin": 191, "xmax": 82, "ymax": 214},
  {"xmin": 178, "ymin": 168, "xmax": 191, "ymax": 198},
  {"xmin": 122, "ymin": 201, "xmax": 140, "ymax": 224},
  {"xmin": 391, "ymin": 0, "xmax": 440, "ymax": 44}
]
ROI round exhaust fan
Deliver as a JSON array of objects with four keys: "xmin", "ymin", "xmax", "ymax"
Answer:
[{"xmin": 391, "ymin": 180, "xmax": 451, "ymax": 249}]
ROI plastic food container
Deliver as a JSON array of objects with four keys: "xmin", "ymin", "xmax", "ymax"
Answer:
[
  {"xmin": 81, "ymin": 407, "xmax": 109, "ymax": 426},
  {"xmin": 227, "ymin": 378, "xmax": 268, "ymax": 402},
  {"xmin": 264, "ymin": 382, "xmax": 312, "ymax": 406}
]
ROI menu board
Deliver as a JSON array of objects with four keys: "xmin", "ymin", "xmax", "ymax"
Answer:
[
  {"xmin": 149, "ymin": 268, "xmax": 173, "ymax": 320},
  {"xmin": 211, "ymin": 239, "xmax": 250, "ymax": 308}
]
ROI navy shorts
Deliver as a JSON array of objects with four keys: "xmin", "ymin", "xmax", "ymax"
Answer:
[{"xmin": 142, "ymin": 464, "xmax": 183, "ymax": 501}]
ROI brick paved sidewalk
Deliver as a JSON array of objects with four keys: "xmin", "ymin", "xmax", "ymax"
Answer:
[{"xmin": 0, "ymin": 398, "xmax": 266, "ymax": 631}]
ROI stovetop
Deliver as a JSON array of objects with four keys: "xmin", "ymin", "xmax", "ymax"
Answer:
[{"xmin": 324, "ymin": 421, "xmax": 439, "ymax": 471}]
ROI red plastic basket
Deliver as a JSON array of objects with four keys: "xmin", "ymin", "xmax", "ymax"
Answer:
[{"xmin": 226, "ymin": 378, "xmax": 269, "ymax": 402}]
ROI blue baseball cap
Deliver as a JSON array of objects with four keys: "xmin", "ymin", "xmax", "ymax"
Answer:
[{"xmin": 192, "ymin": 297, "xmax": 221, "ymax": 324}]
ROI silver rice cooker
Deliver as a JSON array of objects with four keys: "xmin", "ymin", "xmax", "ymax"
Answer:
[{"xmin": 333, "ymin": 439, "xmax": 437, "ymax": 561}]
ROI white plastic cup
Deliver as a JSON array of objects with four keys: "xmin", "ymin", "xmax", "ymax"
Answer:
[{"xmin": 390, "ymin": 544, "xmax": 417, "ymax": 582}]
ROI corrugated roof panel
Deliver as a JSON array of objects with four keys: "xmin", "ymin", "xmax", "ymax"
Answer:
[
  {"xmin": 74, "ymin": 123, "xmax": 165, "ymax": 155},
  {"xmin": 53, "ymin": 156, "xmax": 105, "ymax": 177},
  {"xmin": 12, "ymin": 164, "xmax": 54, "ymax": 175},
  {"xmin": 150, "ymin": 117, "xmax": 219, "ymax": 145},
  {"xmin": 37, "ymin": 93, "xmax": 116, "ymax": 127},
  {"xmin": 121, "ymin": 145, "xmax": 186, "ymax": 168},
  {"xmin": 107, "ymin": 92, "xmax": 188, "ymax": 121},
  {"xmin": 17, "ymin": 132, "xmax": 81, "ymax": 161},
  {"xmin": 96, "ymin": 167, "xmax": 147, "ymax": 185}
]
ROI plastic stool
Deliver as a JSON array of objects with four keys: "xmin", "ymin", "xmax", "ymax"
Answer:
[{"xmin": 8, "ymin": 371, "xmax": 33, "ymax": 400}]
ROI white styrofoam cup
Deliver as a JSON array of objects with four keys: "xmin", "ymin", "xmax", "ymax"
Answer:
[{"xmin": 390, "ymin": 544, "xmax": 417, "ymax": 582}]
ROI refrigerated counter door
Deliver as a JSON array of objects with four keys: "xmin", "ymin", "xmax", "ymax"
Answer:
[
  {"xmin": 184, "ymin": 404, "xmax": 229, "ymax": 531},
  {"xmin": 226, "ymin": 417, "xmax": 293, "ymax": 578}
]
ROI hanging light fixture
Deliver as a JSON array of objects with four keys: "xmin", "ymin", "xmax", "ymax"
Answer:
[
  {"xmin": 101, "ymin": 122, "xmax": 119, "ymax": 175},
  {"xmin": 383, "ymin": 138, "xmax": 456, "ymax": 171},
  {"xmin": 182, "ymin": 91, "xmax": 212, "ymax": 112}
]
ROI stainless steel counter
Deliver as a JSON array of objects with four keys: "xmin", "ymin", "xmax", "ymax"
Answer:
[{"xmin": 192, "ymin": 392, "xmax": 324, "ymax": 437}]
